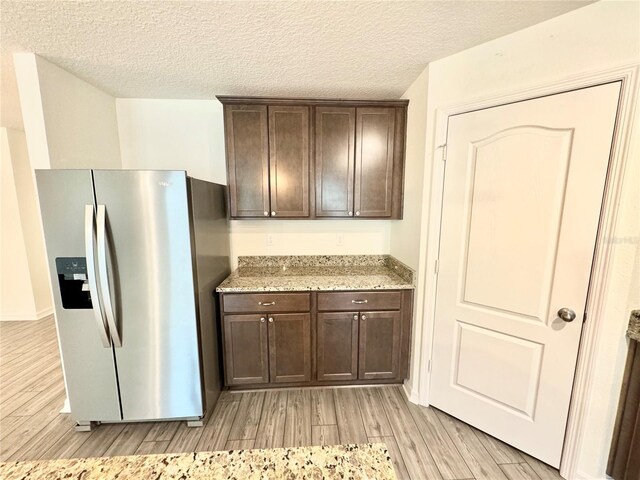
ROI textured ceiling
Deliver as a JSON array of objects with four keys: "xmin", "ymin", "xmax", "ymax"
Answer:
[{"xmin": 1, "ymin": 0, "xmax": 592, "ymax": 129}]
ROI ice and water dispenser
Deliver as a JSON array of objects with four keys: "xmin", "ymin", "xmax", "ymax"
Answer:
[{"xmin": 55, "ymin": 257, "xmax": 93, "ymax": 309}]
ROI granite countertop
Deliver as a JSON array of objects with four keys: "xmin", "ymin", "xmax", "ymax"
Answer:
[
  {"xmin": 216, "ymin": 255, "xmax": 415, "ymax": 293},
  {"xmin": 0, "ymin": 444, "xmax": 396, "ymax": 480},
  {"xmin": 627, "ymin": 310, "xmax": 640, "ymax": 342}
]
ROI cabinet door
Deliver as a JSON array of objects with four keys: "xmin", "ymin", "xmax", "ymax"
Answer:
[
  {"xmin": 269, "ymin": 106, "xmax": 310, "ymax": 217},
  {"xmin": 268, "ymin": 313, "xmax": 311, "ymax": 383},
  {"xmin": 315, "ymin": 107, "xmax": 356, "ymax": 217},
  {"xmin": 224, "ymin": 105, "xmax": 270, "ymax": 218},
  {"xmin": 317, "ymin": 312, "xmax": 359, "ymax": 381},
  {"xmin": 354, "ymin": 108, "xmax": 396, "ymax": 217},
  {"xmin": 223, "ymin": 314, "xmax": 269, "ymax": 385},
  {"xmin": 358, "ymin": 310, "xmax": 401, "ymax": 380}
]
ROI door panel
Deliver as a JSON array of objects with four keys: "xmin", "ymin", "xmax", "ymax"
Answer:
[
  {"xmin": 317, "ymin": 312, "xmax": 358, "ymax": 381},
  {"xmin": 315, "ymin": 107, "xmax": 355, "ymax": 217},
  {"xmin": 354, "ymin": 107, "xmax": 395, "ymax": 217},
  {"xmin": 358, "ymin": 310, "xmax": 401, "ymax": 380},
  {"xmin": 223, "ymin": 314, "xmax": 269, "ymax": 385},
  {"xmin": 225, "ymin": 105, "xmax": 270, "ymax": 217},
  {"xmin": 269, "ymin": 106, "xmax": 310, "ymax": 217},
  {"xmin": 92, "ymin": 170, "xmax": 203, "ymax": 420},
  {"xmin": 462, "ymin": 127, "xmax": 573, "ymax": 322},
  {"xmin": 268, "ymin": 313, "xmax": 311, "ymax": 383},
  {"xmin": 35, "ymin": 170, "xmax": 121, "ymax": 423},
  {"xmin": 430, "ymin": 82, "xmax": 621, "ymax": 467}
]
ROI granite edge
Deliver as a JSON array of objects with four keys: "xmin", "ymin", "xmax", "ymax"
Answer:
[
  {"xmin": 0, "ymin": 443, "xmax": 395, "ymax": 480},
  {"xmin": 237, "ymin": 255, "xmax": 389, "ymax": 268},
  {"xmin": 217, "ymin": 254, "xmax": 415, "ymax": 293},
  {"xmin": 627, "ymin": 309, "xmax": 640, "ymax": 342}
]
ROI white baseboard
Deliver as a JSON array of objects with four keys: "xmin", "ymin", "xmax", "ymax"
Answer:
[
  {"xmin": 0, "ymin": 307, "xmax": 53, "ymax": 321},
  {"xmin": 60, "ymin": 397, "xmax": 70, "ymax": 414},
  {"xmin": 36, "ymin": 307, "xmax": 54, "ymax": 319},
  {"xmin": 403, "ymin": 381, "xmax": 420, "ymax": 404},
  {"xmin": 574, "ymin": 472, "xmax": 612, "ymax": 480}
]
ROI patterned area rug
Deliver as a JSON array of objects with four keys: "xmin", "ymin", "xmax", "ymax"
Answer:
[{"xmin": 0, "ymin": 443, "xmax": 396, "ymax": 479}]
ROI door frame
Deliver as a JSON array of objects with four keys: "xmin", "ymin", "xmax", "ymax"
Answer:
[{"xmin": 417, "ymin": 63, "xmax": 639, "ymax": 479}]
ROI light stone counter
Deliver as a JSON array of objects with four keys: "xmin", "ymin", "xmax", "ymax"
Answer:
[
  {"xmin": 627, "ymin": 310, "xmax": 640, "ymax": 342},
  {"xmin": 0, "ymin": 444, "xmax": 395, "ymax": 480},
  {"xmin": 216, "ymin": 255, "xmax": 415, "ymax": 293}
]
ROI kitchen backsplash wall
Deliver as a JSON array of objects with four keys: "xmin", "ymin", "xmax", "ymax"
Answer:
[
  {"xmin": 229, "ymin": 220, "xmax": 390, "ymax": 269},
  {"xmin": 115, "ymin": 98, "xmax": 392, "ymax": 268}
]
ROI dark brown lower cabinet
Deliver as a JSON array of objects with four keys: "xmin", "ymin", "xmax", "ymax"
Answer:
[
  {"xmin": 268, "ymin": 313, "xmax": 311, "ymax": 383},
  {"xmin": 317, "ymin": 312, "xmax": 359, "ymax": 381},
  {"xmin": 317, "ymin": 310, "xmax": 401, "ymax": 382},
  {"xmin": 223, "ymin": 314, "xmax": 269, "ymax": 385},
  {"xmin": 220, "ymin": 289, "xmax": 413, "ymax": 388},
  {"xmin": 223, "ymin": 313, "xmax": 311, "ymax": 386},
  {"xmin": 358, "ymin": 311, "xmax": 401, "ymax": 379}
]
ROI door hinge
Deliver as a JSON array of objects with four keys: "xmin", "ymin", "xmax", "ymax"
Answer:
[
  {"xmin": 436, "ymin": 143, "xmax": 447, "ymax": 162},
  {"xmin": 427, "ymin": 359, "xmax": 432, "ymax": 373},
  {"xmin": 434, "ymin": 259, "xmax": 439, "ymax": 275},
  {"xmin": 583, "ymin": 311, "xmax": 588, "ymax": 323}
]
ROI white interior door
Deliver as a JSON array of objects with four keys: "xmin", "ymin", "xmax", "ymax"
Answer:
[{"xmin": 429, "ymin": 82, "xmax": 621, "ymax": 468}]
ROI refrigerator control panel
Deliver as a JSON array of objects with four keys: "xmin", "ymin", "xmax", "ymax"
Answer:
[{"xmin": 55, "ymin": 257, "xmax": 92, "ymax": 309}]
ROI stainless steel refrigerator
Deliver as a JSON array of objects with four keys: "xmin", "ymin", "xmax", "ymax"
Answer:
[{"xmin": 36, "ymin": 169, "xmax": 230, "ymax": 430}]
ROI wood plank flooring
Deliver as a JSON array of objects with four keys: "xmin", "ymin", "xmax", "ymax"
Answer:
[{"xmin": 0, "ymin": 318, "xmax": 564, "ymax": 479}]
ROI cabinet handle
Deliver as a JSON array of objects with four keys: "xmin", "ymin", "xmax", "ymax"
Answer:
[
  {"xmin": 263, "ymin": 211, "xmax": 269, "ymax": 217},
  {"xmin": 271, "ymin": 211, "xmax": 276, "ymax": 216},
  {"xmin": 268, "ymin": 317, "xmax": 274, "ymax": 323},
  {"xmin": 353, "ymin": 314, "xmax": 358, "ymax": 321},
  {"xmin": 361, "ymin": 315, "xmax": 367, "ymax": 320},
  {"xmin": 351, "ymin": 299, "xmax": 368, "ymax": 304},
  {"xmin": 260, "ymin": 317, "xmax": 266, "ymax": 323},
  {"xmin": 259, "ymin": 301, "xmax": 276, "ymax": 306},
  {"xmin": 355, "ymin": 211, "xmax": 361, "ymax": 216},
  {"xmin": 348, "ymin": 211, "xmax": 353, "ymax": 216}
]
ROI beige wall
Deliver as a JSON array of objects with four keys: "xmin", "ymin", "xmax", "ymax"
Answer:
[
  {"xmin": 389, "ymin": 67, "xmax": 430, "ymax": 387},
  {"xmin": 408, "ymin": 1, "xmax": 640, "ymax": 478},
  {"xmin": 15, "ymin": 54, "xmax": 122, "ymax": 171},
  {"xmin": 0, "ymin": 128, "xmax": 51, "ymax": 320},
  {"xmin": 11, "ymin": 54, "xmax": 123, "ymax": 322},
  {"xmin": 390, "ymin": 66, "xmax": 429, "ymax": 270},
  {"xmin": 116, "ymin": 99, "xmax": 226, "ymax": 184},
  {"xmin": 115, "ymin": 98, "xmax": 392, "ymax": 268},
  {"xmin": 35, "ymin": 56, "xmax": 122, "ymax": 169}
]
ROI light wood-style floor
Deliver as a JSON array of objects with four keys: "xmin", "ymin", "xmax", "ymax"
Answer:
[{"xmin": 0, "ymin": 317, "xmax": 564, "ymax": 479}]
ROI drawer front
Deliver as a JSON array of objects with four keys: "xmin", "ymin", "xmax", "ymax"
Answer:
[
  {"xmin": 223, "ymin": 293, "xmax": 311, "ymax": 313},
  {"xmin": 317, "ymin": 291, "xmax": 402, "ymax": 312}
]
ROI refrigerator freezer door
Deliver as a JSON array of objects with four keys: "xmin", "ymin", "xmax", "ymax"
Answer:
[
  {"xmin": 92, "ymin": 170, "xmax": 203, "ymax": 421},
  {"xmin": 35, "ymin": 169, "xmax": 121, "ymax": 423}
]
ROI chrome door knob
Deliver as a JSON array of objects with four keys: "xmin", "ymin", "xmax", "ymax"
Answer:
[
  {"xmin": 268, "ymin": 317, "xmax": 274, "ymax": 323},
  {"xmin": 558, "ymin": 308, "xmax": 576, "ymax": 322},
  {"xmin": 353, "ymin": 314, "xmax": 358, "ymax": 321},
  {"xmin": 271, "ymin": 211, "xmax": 276, "ymax": 216},
  {"xmin": 355, "ymin": 211, "xmax": 361, "ymax": 216},
  {"xmin": 260, "ymin": 317, "xmax": 266, "ymax": 323},
  {"xmin": 348, "ymin": 211, "xmax": 353, "ymax": 216},
  {"xmin": 263, "ymin": 211, "xmax": 269, "ymax": 216}
]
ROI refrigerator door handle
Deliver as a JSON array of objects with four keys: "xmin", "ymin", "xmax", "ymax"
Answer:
[
  {"xmin": 84, "ymin": 205, "xmax": 111, "ymax": 348},
  {"xmin": 97, "ymin": 204, "xmax": 122, "ymax": 347}
]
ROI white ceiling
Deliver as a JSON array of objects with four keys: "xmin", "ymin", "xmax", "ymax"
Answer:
[{"xmin": 1, "ymin": 0, "xmax": 592, "ymax": 129}]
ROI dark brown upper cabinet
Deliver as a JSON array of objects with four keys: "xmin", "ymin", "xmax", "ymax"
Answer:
[
  {"xmin": 269, "ymin": 106, "xmax": 310, "ymax": 217},
  {"xmin": 224, "ymin": 105, "xmax": 270, "ymax": 218},
  {"xmin": 355, "ymin": 108, "xmax": 396, "ymax": 218},
  {"xmin": 315, "ymin": 107, "xmax": 356, "ymax": 217},
  {"xmin": 218, "ymin": 97, "xmax": 407, "ymax": 219}
]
